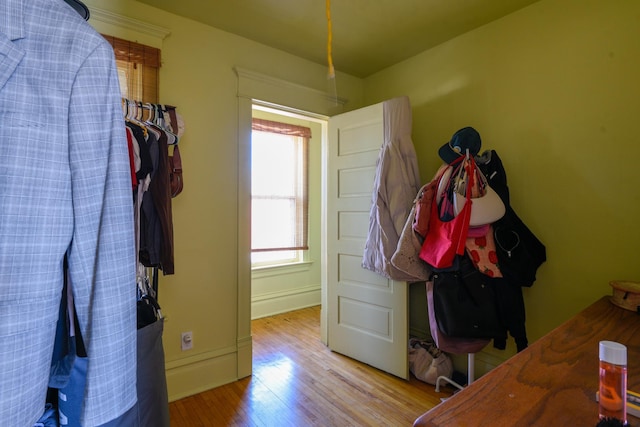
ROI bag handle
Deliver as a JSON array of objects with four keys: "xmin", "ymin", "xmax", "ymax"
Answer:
[
  {"xmin": 171, "ymin": 145, "xmax": 182, "ymax": 170},
  {"xmin": 454, "ymin": 155, "xmax": 478, "ymax": 198},
  {"xmin": 170, "ymin": 145, "xmax": 184, "ymax": 198}
]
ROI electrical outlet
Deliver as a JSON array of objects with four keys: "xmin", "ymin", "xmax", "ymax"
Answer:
[{"xmin": 181, "ymin": 331, "xmax": 193, "ymax": 351}]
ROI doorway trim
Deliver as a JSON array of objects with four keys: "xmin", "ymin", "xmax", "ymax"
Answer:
[{"xmin": 235, "ymin": 68, "xmax": 347, "ymax": 378}]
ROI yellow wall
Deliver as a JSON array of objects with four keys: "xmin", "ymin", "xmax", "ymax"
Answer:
[
  {"xmin": 83, "ymin": 0, "xmax": 363, "ymax": 400},
  {"xmin": 365, "ymin": 0, "xmax": 640, "ymax": 368},
  {"xmin": 83, "ymin": 0, "xmax": 640, "ymax": 397}
]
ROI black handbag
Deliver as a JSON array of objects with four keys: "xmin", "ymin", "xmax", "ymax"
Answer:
[{"xmin": 432, "ymin": 255, "xmax": 502, "ymax": 339}]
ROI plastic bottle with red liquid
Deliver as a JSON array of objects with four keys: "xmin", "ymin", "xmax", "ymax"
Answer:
[{"xmin": 599, "ymin": 340, "xmax": 627, "ymax": 426}]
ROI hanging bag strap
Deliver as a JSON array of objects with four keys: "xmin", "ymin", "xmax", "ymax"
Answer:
[
  {"xmin": 419, "ymin": 156, "xmax": 473, "ymax": 269},
  {"xmin": 169, "ymin": 145, "xmax": 184, "ymax": 198}
]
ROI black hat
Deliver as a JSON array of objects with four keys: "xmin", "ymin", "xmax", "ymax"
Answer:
[
  {"xmin": 64, "ymin": 0, "xmax": 90, "ymax": 20},
  {"xmin": 438, "ymin": 127, "xmax": 481, "ymax": 164}
]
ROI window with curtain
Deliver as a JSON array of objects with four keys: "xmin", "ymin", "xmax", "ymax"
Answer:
[
  {"xmin": 102, "ymin": 35, "xmax": 160, "ymax": 103},
  {"xmin": 251, "ymin": 118, "xmax": 311, "ymax": 266}
]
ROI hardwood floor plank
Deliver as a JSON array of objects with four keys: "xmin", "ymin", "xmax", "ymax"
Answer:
[{"xmin": 169, "ymin": 306, "xmax": 452, "ymax": 426}]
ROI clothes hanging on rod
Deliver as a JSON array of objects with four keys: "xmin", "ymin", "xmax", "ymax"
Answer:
[
  {"xmin": 123, "ymin": 100, "xmax": 183, "ymax": 276},
  {"xmin": 125, "ymin": 100, "xmax": 174, "ymax": 427}
]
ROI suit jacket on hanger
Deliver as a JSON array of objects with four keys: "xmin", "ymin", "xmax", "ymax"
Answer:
[{"xmin": 0, "ymin": 1, "xmax": 137, "ymax": 425}]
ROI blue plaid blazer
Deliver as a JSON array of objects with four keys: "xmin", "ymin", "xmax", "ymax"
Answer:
[{"xmin": 0, "ymin": 1, "xmax": 138, "ymax": 425}]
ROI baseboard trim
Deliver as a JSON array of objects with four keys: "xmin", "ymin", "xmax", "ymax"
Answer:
[
  {"xmin": 251, "ymin": 284, "xmax": 321, "ymax": 319},
  {"xmin": 165, "ymin": 346, "xmax": 238, "ymax": 402},
  {"xmin": 237, "ymin": 334, "xmax": 252, "ymax": 379}
]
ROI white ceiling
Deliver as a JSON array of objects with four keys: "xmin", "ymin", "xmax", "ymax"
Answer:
[{"xmin": 135, "ymin": 0, "xmax": 540, "ymax": 78}]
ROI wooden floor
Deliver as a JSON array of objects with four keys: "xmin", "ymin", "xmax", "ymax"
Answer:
[{"xmin": 168, "ymin": 306, "xmax": 453, "ymax": 426}]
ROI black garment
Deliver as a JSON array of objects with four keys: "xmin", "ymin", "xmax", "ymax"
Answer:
[
  {"xmin": 139, "ymin": 130, "xmax": 162, "ymax": 268},
  {"xmin": 148, "ymin": 127, "xmax": 175, "ymax": 275},
  {"xmin": 126, "ymin": 122, "xmax": 154, "ymax": 182},
  {"xmin": 476, "ymin": 150, "xmax": 546, "ymax": 287},
  {"xmin": 493, "ymin": 207, "xmax": 546, "ymax": 287},
  {"xmin": 475, "ymin": 150, "xmax": 546, "ymax": 352},
  {"xmin": 490, "ymin": 277, "xmax": 528, "ymax": 352},
  {"xmin": 476, "ymin": 149, "xmax": 510, "ymax": 206},
  {"xmin": 130, "ymin": 116, "xmax": 175, "ymax": 275}
]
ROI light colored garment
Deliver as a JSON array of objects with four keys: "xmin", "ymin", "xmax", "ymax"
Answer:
[
  {"xmin": 0, "ymin": 1, "xmax": 137, "ymax": 426},
  {"xmin": 362, "ymin": 96, "xmax": 422, "ymax": 280},
  {"xmin": 390, "ymin": 182, "xmax": 434, "ymax": 282}
]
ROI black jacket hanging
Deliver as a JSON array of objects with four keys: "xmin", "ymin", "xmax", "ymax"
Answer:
[
  {"xmin": 477, "ymin": 150, "xmax": 546, "ymax": 287},
  {"xmin": 476, "ymin": 150, "xmax": 547, "ymax": 352}
]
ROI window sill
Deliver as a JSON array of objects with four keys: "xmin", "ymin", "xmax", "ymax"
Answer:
[{"xmin": 251, "ymin": 260, "xmax": 313, "ymax": 279}]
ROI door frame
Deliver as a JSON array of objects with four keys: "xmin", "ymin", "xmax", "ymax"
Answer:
[{"xmin": 235, "ymin": 68, "xmax": 347, "ymax": 378}]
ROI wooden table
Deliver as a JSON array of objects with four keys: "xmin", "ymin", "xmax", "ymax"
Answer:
[{"xmin": 414, "ymin": 296, "xmax": 640, "ymax": 426}]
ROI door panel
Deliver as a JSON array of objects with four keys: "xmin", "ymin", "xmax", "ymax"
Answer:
[{"xmin": 326, "ymin": 102, "xmax": 408, "ymax": 379}]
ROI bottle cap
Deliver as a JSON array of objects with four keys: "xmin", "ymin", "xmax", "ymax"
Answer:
[{"xmin": 599, "ymin": 340, "xmax": 627, "ymax": 365}]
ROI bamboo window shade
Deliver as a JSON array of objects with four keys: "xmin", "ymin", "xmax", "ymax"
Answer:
[{"xmin": 102, "ymin": 35, "xmax": 161, "ymax": 103}]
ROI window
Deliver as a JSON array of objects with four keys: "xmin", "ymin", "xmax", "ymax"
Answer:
[
  {"xmin": 102, "ymin": 35, "xmax": 161, "ymax": 103},
  {"xmin": 251, "ymin": 118, "xmax": 311, "ymax": 266}
]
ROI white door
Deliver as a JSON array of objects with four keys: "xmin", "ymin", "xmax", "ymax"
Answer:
[{"xmin": 325, "ymin": 102, "xmax": 408, "ymax": 380}]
